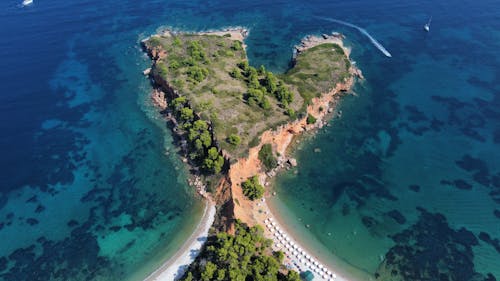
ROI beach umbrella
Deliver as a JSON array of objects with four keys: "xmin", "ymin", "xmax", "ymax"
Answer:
[
  {"xmin": 277, "ymin": 243, "xmax": 282, "ymax": 248},
  {"xmin": 327, "ymin": 271, "xmax": 332, "ymax": 276},
  {"xmin": 333, "ymin": 273, "xmax": 337, "ymax": 278},
  {"xmin": 321, "ymin": 273, "xmax": 325, "ymax": 278},
  {"xmin": 279, "ymin": 230, "xmax": 283, "ymax": 234},
  {"xmin": 306, "ymin": 254, "xmax": 311, "ymax": 260},
  {"xmin": 319, "ymin": 264, "xmax": 324, "ymax": 269},
  {"xmin": 270, "ymin": 229, "xmax": 275, "ymax": 233},
  {"xmin": 314, "ymin": 261, "xmax": 319, "ymax": 266},
  {"xmin": 272, "ymin": 222, "xmax": 276, "ymax": 226},
  {"xmin": 301, "ymin": 250, "xmax": 305, "ymax": 255},
  {"xmin": 286, "ymin": 237, "xmax": 290, "ymax": 242}
]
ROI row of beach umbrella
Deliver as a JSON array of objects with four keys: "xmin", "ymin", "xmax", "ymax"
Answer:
[{"xmin": 264, "ymin": 218, "xmax": 338, "ymax": 280}]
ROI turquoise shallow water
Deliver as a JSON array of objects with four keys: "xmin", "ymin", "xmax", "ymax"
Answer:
[
  {"xmin": 271, "ymin": 5, "xmax": 500, "ymax": 280},
  {"xmin": 1, "ymin": 0, "xmax": 499, "ymax": 280}
]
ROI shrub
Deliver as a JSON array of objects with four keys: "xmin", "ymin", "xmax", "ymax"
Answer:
[
  {"xmin": 156, "ymin": 62, "xmax": 168, "ymax": 77},
  {"xmin": 186, "ymin": 66, "xmax": 208, "ymax": 83},
  {"xmin": 241, "ymin": 176, "xmax": 264, "ymax": 200},
  {"xmin": 149, "ymin": 37, "xmax": 161, "ymax": 47},
  {"xmin": 169, "ymin": 60, "xmax": 181, "ymax": 70},
  {"xmin": 227, "ymin": 134, "xmax": 241, "ymax": 146},
  {"xmin": 229, "ymin": 68, "xmax": 243, "ymax": 79},
  {"xmin": 285, "ymin": 108, "xmax": 296, "ymax": 118},
  {"xmin": 173, "ymin": 37, "xmax": 182, "ymax": 46},
  {"xmin": 258, "ymin": 144, "xmax": 277, "ymax": 171},
  {"xmin": 187, "ymin": 40, "xmax": 207, "ymax": 62},
  {"xmin": 231, "ymin": 40, "xmax": 243, "ymax": 51},
  {"xmin": 306, "ymin": 114, "xmax": 317, "ymax": 125}
]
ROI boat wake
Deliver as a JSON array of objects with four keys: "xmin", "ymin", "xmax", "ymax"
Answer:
[{"xmin": 316, "ymin": 16, "xmax": 392, "ymax": 58}]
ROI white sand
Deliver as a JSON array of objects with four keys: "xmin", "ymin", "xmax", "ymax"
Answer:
[
  {"xmin": 260, "ymin": 201, "xmax": 350, "ymax": 281},
  {"xmin": 143, "ymin": 200, "xmax": 216, "ymax": 281}
]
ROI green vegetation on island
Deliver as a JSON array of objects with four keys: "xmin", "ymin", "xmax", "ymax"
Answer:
[
  {"xmin": 306, "ymin": 114, "xmax": 317, "ymax": 125},
  {"xmin": 258, "ymin": 143, "xmax": 278, "ymax": 172},
  {"xmin": 144, "ymin": 32, "xmax": 350, "ymax": 160},
  {"xmin": 143, "ymin": 30, "xmax": 355, "ymax": 281},
  {"xmin": 241, "ymin": 175, "xmax": 265, "ymax": 200},
  {"xmin": 180, "ymin": 221, "xmax": 300, "ymax": 281}
]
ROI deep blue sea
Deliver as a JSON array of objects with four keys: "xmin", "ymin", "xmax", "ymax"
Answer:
[{"xmin": 0, "ymin": 0, "xmax": 499, "ymax": 280}]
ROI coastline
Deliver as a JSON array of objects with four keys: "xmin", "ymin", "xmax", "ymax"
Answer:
[
  {"xmin": 267, "ymin": 195, "xmax": 374, "ymax": 281},
  {"xmin": 143, "ymin": 28, "xmax": 363, "ymax": 281},
  {"xmin": 225, "ymin": 35, "xmax": 363, "ymax": 280},
  {"xmin": 143, "ymin": 200, "xmax": 216, "ymax": 281}
]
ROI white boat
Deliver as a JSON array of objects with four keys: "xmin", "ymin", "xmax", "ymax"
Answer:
[
  {"xmin": 424, "ymin": 16, "xmax": 432, "ymax": 32},
  {"xmin": 22, "ymin": 0, "xmax": 33, "ymax": 6}
]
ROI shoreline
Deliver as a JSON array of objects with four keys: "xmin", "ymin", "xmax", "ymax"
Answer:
[
  {"xmin": 143, "ymin": 28, "xmax": 363, "ymax": 280},
  {"xmin": 143, "ymin": 200, "xmax": 216, "ymax": 281},
  {"xmin": 266, "ymin": 196, "xmax": 374, "ymax": 281},
  {"xmin": 226, "ymin": 35, "xmax": 363, "ymax": 280}
]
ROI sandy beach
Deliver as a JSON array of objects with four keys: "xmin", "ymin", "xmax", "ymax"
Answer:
[
  {"xmin": 143, "ymin": 200, "xmax": 216, "ymax": 281},
  {"xmin": 250, "ymin": 197, "xmax": 352, "ymax": 281}
]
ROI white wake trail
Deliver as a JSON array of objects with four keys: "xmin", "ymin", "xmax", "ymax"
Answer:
[{"xmin": 316, "ymin": 16, "xmax": 392, "ymax": 58}]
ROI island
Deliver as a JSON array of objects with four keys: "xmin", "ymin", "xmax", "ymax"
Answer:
[{"xmin": 141, "ymin": 28, "xmax": 362, "ymax": 281}]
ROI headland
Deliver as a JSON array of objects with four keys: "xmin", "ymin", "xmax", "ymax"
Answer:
[{"xmin": 141, "ymin": 27, "xmax": 362, "ymax": 280}]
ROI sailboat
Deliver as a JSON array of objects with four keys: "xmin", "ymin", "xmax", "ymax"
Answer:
[
  {"xmin": 424, "ymin": 17, "xmax": 432, "ymax": 32},
  {"xmin": 22, "ymin": 0, "xmax": 33, "ymax": 6}
]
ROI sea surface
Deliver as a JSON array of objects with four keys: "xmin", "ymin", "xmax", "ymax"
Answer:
[{"xmin": 0, "ymin": 0, "xmax": 499, "ymax": 280}]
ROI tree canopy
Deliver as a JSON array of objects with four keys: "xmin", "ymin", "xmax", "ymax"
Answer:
[
  {"xmin": 241, "ymin": 175, "xmax": 265, "ymax": 201},
  {"xmin": 180, "ymin": 221, "xmax": 299, "ymax": 281}
]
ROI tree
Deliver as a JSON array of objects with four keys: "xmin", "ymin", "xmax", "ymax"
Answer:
[
  {"xmin": 264, "ymin": 71, "xmax": 277, "ymax": 94},
  {"xmin": 186, "ymin": 66, "xmax": 208, "ymax": 83},
  {"xmin": 187, "ymin": 40, "xmax": 207, "ymax": 62},
  {"xmin": 203, "ymin": 147, "xmax": 224, "ymax": 174},
  {"xmin": 199, "ymin": 130, "xmax": 212, "ymax": 148},
  {"xmin": 180, "ymin": 107, "xmax": 194, "ymax": 121},
  {"xmin": 241, "ymin": 176, "xmax": 265, "ymax": 200},
  {"xmin": 261, "ymin": 97, "xmax": 271, "ymax": 110},
  {"xmin": 285, "ymin": 270, "xmax": 301, "ymax": 281},
  {"xmin": 180, "ymin": 221, "xmax": 300, "ymax": 281},
  {"xmin": 201, "ymin": 261, "xmax": 217, "ymax": 281},
  {"xmin": 276, "ymin": 83, "xmax": 293, "ymax": 105},
  {"xmin": 182, "ymin": 272, "xmax": 193, "ymax": 281},
  {"xmin": 171, "ymin": 96, "xmax": 187, "ymax": 110}
]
